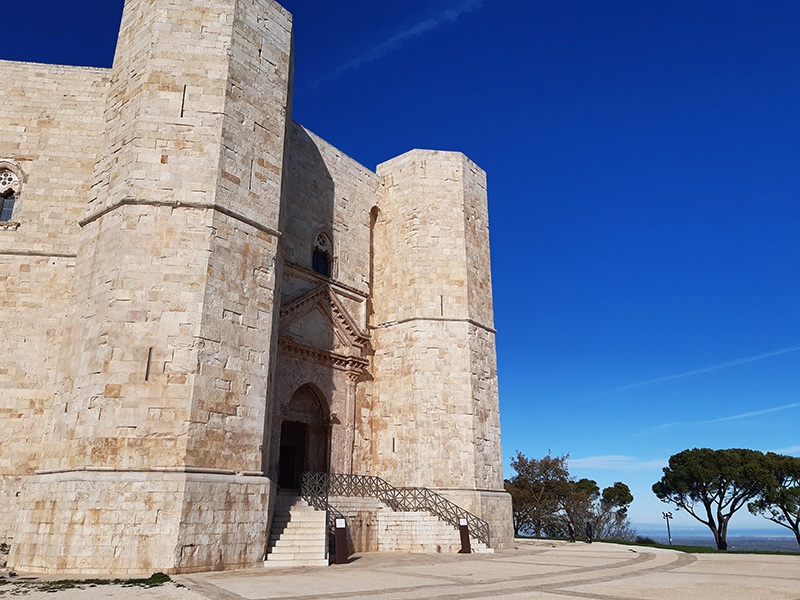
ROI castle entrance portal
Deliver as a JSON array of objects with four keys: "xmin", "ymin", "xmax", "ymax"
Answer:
[{"xmin": 277, "ymin": 385, "xmax": 329, "ymax": 490}]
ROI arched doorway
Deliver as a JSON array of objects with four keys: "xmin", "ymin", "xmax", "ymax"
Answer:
[{"xmin": 277, "ymin": 385, "xmax": 329, "ymax": 490}]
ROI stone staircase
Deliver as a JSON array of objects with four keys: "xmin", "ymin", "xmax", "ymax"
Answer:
[{"xmin": 264, "ymin": 495, "xmax": 328, "ymax": 568}]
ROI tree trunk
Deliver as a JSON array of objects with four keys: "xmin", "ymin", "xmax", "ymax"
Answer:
[{"xmin": 716, "ymin": 519, "xmax": 728, "ymax": 550}]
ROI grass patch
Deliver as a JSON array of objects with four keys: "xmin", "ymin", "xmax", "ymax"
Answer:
[
  {"xmin": 602, "ymin": 539, "xmax": 800, "ymax": 556},
  {"xmin": 0, "ymin": 572, "xmax": 172, "ymax": 596}
]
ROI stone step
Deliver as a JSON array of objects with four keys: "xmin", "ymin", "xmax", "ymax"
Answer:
[
  {"xmin": 266, "ymin": 493, "xmax": 328, "ymax": 569},
  {"xmin": 271, "ymin": 521, "xmax": 325, "ymax": 529},
  {"xmin": 270, "ymin": 532, "xmax": 326, "ymax": 542},
  {"xmin": 266, "ymin": 545, "xmax": 326, "ymax": 556},
  {"xmin": 274, "ymin": 503, "xmax": 315, "ymax": 510},
  {"xmin": 269, "ymin": 535, "xmax": 326, "ymax": 546},
  {"xmin": 263, "ymin": 557, "xmax": 329, "ymax": 568},
  {"xmin": 274, "ymin": 498, "xmax": 312, "ymax": 507},
  {"xmin": 272, "ymin": 514, "xmax": 325, "ymax": 523},
  {"xmin": 268, "ymin": 543, "xmax": 326, "ymax": 553}
]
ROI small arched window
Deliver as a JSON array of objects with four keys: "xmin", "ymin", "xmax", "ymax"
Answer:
[
  {"xmin": 312, "ymin": 233, "xmax": 332, "ymax": 277},
  {"xmin": 0, "ymin": 169, "xmax": 19, "ymax": 222}
]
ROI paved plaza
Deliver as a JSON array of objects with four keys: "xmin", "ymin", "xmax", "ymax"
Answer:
[{"xmin": 4, "ymin": 541, "xmax": 799, "ymax": 600}]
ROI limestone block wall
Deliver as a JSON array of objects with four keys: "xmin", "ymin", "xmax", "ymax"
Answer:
[
  {"xmin": 331, "ymin": 496, "xmax": 467, "ymax": 554},
  {"xmin": 10, "ymin": 470, "xmax": 272, "ymax": 575},
  {"xmin": 370, "ymin": 150, "xmax": 503, "ymax": 487},
  {"xmin": 369, "ymin": 320, "xmax": 475, "ymax": 488},
  {"xmin": 185, "ymin": 213, "xmax": 282, "ymax": 472},
  {"xmin": 372, "ymin": 151, "xmax": 470, "ymax": 324},
  {"xmin": 40, "ymin": 205, "xmax": 212, "ymax": 472},
  {"xmin": 0, "ymin": 61, "xmax": 108, "ymax": 541},
  {"xmin": 369, "ymin": 150, "xmax": 512, "ymax": 548},
  {"xmin": 0, "ymin": 60, "xmax": 109, "ymax": 253},
  {"xmin": 281, "ymin": 122, "xmax": 379, "ymax": 298},
  {"xmin": 12, "ymin": 0, "xmax": 294, "ymax": 574},
  {"xmin": 89, "ymin": 0, "xmax": 293, "ymax": 225},
  {"xmin": 42, "ymin": 0, "xmax": 293, "ymax": 474},
  {"xmin": 0, "ymin": 256, "xmax": 76, "ymax": 540}
]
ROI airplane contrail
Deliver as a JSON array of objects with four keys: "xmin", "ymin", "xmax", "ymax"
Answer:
[
  {"xmin": 311, "ymin": 0, "xmax": 483, "ymax": 87},
  {"xmin": 605, "ymin": 345, "xmax": 800, "ymax": 393}
]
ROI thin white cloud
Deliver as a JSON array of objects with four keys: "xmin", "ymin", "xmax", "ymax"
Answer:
[
  {"xmin": 643, "ymin": 401, "xmax": 800, "ymax": 433},
  {"xmin": 311, "ymin": 0, "xmax": 483, "ymax": 87},
  {"xmin": 770, "ymin": 445, "xmax": 800, "ymax": 455},
  {"xmin": 701, "ymin": 402, "xmax": 800, "ymax": 424},
  {"xmin": 569, "ymin": 455, "xmax": 667, "ymax": 470},
  {"xmin": 604, "ymin": 346, "xmax": 800, "ymax": 394}
]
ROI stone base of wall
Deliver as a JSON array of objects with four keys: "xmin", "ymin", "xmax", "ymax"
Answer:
[
  {"xmin": 479, "ymin": 490, "xmax": 514, "ymax": 550},
  {"xmin": 331, "ymin": 497, "xmax": 468, "ymax": 553},
  {"xmin": 0, "ymin": 475, "xmax": 23, "ymax": 543},
  {"xmin": 9, "ymin": 470, "xmax": 275, "ymax": 575},
  {"xmin": 434, "ymin": 488, "xmax": 514, "ymax": 550}
]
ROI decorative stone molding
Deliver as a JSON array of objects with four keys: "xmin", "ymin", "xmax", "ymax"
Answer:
[
  {"xmin": 277, "ymin": 336, "xmax": 369, "ymax": 374},
  {"xmin": 278, "ymin": 283, "xmax": 370, "ymax": 376},
  {"xmin": 0, "ymin": 159, "xmax": 27, "ymax": 187},
  {"xmin": 280, "ymin": 283, "xmax": 369, "ymax": 349}
]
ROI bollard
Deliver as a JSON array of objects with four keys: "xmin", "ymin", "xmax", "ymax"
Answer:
[
  {"xmin": 334, "ymin": 518, "xmax": 349, "ymax": 564},
  {"xmin": 458, "ymin": 518, "xmax": 471, "ymax": 554}
]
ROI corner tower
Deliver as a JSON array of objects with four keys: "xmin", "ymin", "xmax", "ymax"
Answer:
[
  {"xmin": 10, "ymin": 0, "xmax": 293, "ymax": 574},
  {"xmin": 371, "ymin": 150, "xmax": 513, "ymax": 549}
]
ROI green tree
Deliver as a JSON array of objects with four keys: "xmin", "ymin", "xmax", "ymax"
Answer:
[
  {"xmin": 602, "ymin": 482, "xmax": 634, "ymax": 509},
  {"xmin": 748, "ymin": 453, "xmax": 800, "ymax": 547},
  {"xmin": 505, "ymin": 451, "xmax": 570, "ymax": 537},
  {"xmin": 507, "ymin": 451, "xmax": 637, "ymax": 541},
  {"xmin": 653, "ymin": 448, "xmax": 770, "ymax": 550},
  {"xmin": 560, "ymin": 480, "xmax": 635, "ymax": 541}
]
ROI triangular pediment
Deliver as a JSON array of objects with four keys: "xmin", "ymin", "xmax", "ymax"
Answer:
[{"xmin": 279, "ymin": 284, "xmax": 368, "ymax": 353}]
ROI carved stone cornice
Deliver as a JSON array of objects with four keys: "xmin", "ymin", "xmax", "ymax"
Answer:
[{"xmin": 278, "ymin": 336, "xmax": 369, "ymax": 374}]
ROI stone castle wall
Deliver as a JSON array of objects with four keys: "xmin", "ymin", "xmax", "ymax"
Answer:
[
  {"xmin": 0, "ymin": 60, "xmax": 109, "ymax": 541},
  {"xmin": 369, "ymin": 151, "xmax": 511, "ymax": 548},
  {"xmin": 0, "ymin": 0, "xmax": 513, "ymax": 571},
  {"xmin": 9, "ymin": 0, "xmax": 293, "ymax": 573}
]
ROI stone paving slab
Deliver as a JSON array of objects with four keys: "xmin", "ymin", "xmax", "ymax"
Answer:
[
  {"xmin": 3, "ymin": 541, "xmax": 798, "ymax": 600},
  {"xmin": 173, "ymin": 541, "xmax": 800, "ymax": 600}
]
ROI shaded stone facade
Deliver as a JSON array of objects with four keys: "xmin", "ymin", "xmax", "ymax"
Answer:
[{"xmin": 0, "ymin": 0, "xmax": 512, "ymax": 574}]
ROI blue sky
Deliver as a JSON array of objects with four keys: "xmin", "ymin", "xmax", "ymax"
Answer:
[{"xmin": 4, "ymin": 1, "xmax": 799, "ymax": 536}]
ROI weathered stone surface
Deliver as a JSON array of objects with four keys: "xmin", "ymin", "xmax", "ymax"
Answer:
[
  {"xmin": 10, "ymin": 470, "xmax": 273, "ymax": 575},
  {"xmin": 0, "ymin": 0, "xmax": 512, "ymax": 574}
]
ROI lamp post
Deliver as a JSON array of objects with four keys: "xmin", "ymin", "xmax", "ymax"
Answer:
[{"xmin": 662, "ymin": 511, "xmax": 673, "ymax": 546}]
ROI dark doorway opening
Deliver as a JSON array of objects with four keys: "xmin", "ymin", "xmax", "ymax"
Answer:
[
  {"xmin": 278, "ymin": 421, "xmax": 307, "ymax": 490},
  {"xmin": 275, "ymin": 385, "xmax": 330, "ymax": 490}
]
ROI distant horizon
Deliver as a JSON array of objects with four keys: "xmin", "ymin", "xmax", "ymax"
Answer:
[{"xmin": 633, "ymin": 524, "xmax": 798, "ymax": 536}]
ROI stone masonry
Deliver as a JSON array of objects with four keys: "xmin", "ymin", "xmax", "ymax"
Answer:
[{"xmin": 0, "ymin": 0, "xmax": 512, "ymax": 574}]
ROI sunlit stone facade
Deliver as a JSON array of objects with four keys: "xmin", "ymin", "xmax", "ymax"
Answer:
[{"xmin": 0, "ymin": 0, "xmax": 512, "ymax": 574}]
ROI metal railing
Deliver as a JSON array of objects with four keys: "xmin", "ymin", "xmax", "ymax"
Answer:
[{"xmin": 300, "ymin": 472, "xmax": 490, "ymax": 547}]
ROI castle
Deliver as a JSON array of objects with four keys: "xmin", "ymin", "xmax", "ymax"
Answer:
[{"xmin": 0, "ymin": 0, "xmax": 512, "ymax": 574}]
